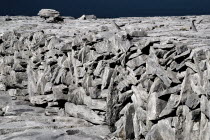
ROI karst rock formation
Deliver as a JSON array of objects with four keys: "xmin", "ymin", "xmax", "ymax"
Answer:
[{"xmin": 0, "ymin": 12, "xmax": 210, "ymax": 140}]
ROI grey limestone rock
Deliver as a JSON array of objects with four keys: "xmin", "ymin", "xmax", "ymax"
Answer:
[
  {"xmin": 0, "ymin": 15, "xmax": 210, "ymax": 140},
  {"xmin": 145, "ymin": 120, "xmax": 175, "ymax": 140},
  {"xmin": 38, "ymin": 9, "xmax": 60, "ymax": 18},
  {"xmin": 78, "ymin": 15, "xmax": 97, "ymax": 20},
  {"xmin": 65, "ymin": 102, "xmax": 105, "ymax": 125},
  {"xmin": 38, "ymin": 9, "xmax": 63, "ymax": 23}
]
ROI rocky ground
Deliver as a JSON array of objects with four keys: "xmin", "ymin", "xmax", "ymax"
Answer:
[{"xmin": 0, "ymin": 15, "xmax": 210, "ymax": 140}]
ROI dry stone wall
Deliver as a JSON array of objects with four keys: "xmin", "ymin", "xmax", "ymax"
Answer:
[{"xmin": 0, "ymin": 16, "xmax": 210, "ymax": 140}]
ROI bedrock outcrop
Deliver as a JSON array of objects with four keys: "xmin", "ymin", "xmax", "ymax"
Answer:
[{"xmin": 0, "ymin": 15, "xmax": 210, "ymax": 140}]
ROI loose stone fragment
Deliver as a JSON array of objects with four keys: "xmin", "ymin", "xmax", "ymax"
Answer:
[
  {"xmin": 146, "ymin": 54, "xmax": 172, "ymax": 87},
  {"xmin": 159, "ymin": 94, "xmax": 180, "ymax": 118},
  {"xmin": 145, "ymin": 120, "xmax": 175, "ymax": 140},
  {"xmin": 65, "ymin": 102, "xmax": 105, "ymax": 125},
  {"xmin": 147, "ymin": 92, "xmax": 167, "ymax": 121}
]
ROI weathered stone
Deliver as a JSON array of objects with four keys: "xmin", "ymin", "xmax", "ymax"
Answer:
[
  {"xmin": 109, "ymin": 36, "xmax": 131, "ymax": 53},
  {"xmin": 67, "ymin": 87, "xmax": 87, "ymax": 105},
  {"xmin": 52, "ymin": 84, "xmax": 68, "ymax": 95},
  {"xmin": 13, "ymin": 63, "xmax": 26, "ymax": 72},
  {"xmin": 157, "ymin": 85, "xmax": 181, "ymax": 98},
  {"xmin": 38, "ymin": 9, "xmax": 60, "ymax": 18},
  {"xmin": 106, "ymin": 69, "xmax": 120, "ymax": 132},
  {"xmin": 139, "ymin": 38, "xmax": 160, "ymax": 54},
  {"xmin": 147, "ymin": 92, "xmax": 167, "ymax": 121},
  {"xmin": 166, "ymin": 68, "xmax": 181, "ymax": 84},
  {"xmin": 180, "ymin": 68, "xmax": 192, "ymax": 103},
  {"xmin": 110, "ymin": 21, "xmax": 121, "ymax": 31},
  {"xmin": 200, "ymin": 113, "xmax": 210, "ymax": 140},
  {"xmin": 146, "ymin": 53, "xmax": 172, "ymax": 87},
  {"xmin": 149, "ymin": 77, "xmax": 166, "ymax": 93},
  {"xmin": 124, "ymin": 103, "xmax": 135, "ymax": 139},
  {"xmin": 85, "ymin": 99, "xmax": 107, "ymax": 111},
  {"xmin": 159, "ymin": 94, "xmax": 180, "ymax": 118},
  {"xmin": 126, "ymin": 55, "xmax": 145, "ymax": 69},
  {"xmin": 78, "ymin": 15, "xmax": 97, "ymax": 20},
  {"xmin": 119, "ymin": 90, "xmax": 133, "ymax": 103},
  {"xmin": 65, "ymin": 102, "xmax": 105, "ymax": 125},
  {"xmin": 174, "ymin": 49, "xmax": 191, "ymax": 60},
  {"xmin": 185, "ymin": 92, "xmax": 199, "ymax": 109},
  {"xmin": 29, "ymin": 95, "xmax": 53, "ymax": 105},
  {"xmin": 131, "ymin": 84, "xmax": 149, "ymax": 108},
  {"xmin": 201, "ymin": 95, "xmax": 210, "ymax": 119},
  {"xmin": 175, "ymin": 44, "xmax": 188, "ymax": 55},
  {"xmin": 30, "ymin": 93, "xmax": 67, "ymax": 106},
  {"xmin": 117, "ymin": 73, "xmax": 138, "ymax": 92},
  {"xmin": 54, "ymin": 68, "xmax": 67, "ymax": 84},
  {"xmin": 133, "ymin": 107, "xmax": 147, "ymax": 139},
  {"xmin": 101, "ymin": 67, "xmax": 114, "ymax": 89},
  {"xmin": 175, "ymin": 105, "xmax": 200, "ymax": 140},
  {"xmin": 145, "ymin": 120, "xmax": 175, "ymax": 140},
  {"xmin": 185, "ymin": 61, "xmax": 198, "ymax": 72},
  {"xmin": 44, "ymin": 82, "xmax": 53, "ymax": 94}
]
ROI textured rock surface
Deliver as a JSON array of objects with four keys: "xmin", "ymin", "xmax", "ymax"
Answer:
[
  {"xmin": 0, "ymin": 15, "xmax": 210, "ymax": 139},
  {"xmin": 38, "ymin": 9, "xmax": 64, "ymax": 23},
  {"xmin": 38, "ymin": 9, "xmax": 60, "ymax": 18}
]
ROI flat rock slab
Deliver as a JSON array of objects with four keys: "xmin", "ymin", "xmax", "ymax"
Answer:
[{"xmin": 65, "ymin": 102, "xmax": 105, "ymax": 125}]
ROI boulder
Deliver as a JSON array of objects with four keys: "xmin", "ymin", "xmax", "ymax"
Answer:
[
  {"xmin": 38, "ymin": 9, "xmax": 63, "ymax": 23},
  {"xmin": 38, "ymin": 9, "xmax": 60, "ymax": 18},
  {"xmin": 78, "ymin": 15, "xmax": 97, "ymax": 20}
]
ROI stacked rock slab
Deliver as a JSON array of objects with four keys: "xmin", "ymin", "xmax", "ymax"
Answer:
[{"xmin": 0, "ymin": 16, "xmax": 210, "ymax": 140}]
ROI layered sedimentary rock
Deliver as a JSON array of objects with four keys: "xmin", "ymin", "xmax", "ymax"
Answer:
[{"xmin": 0, "ymin": 15, "xmax": 210, "ymax": 139}]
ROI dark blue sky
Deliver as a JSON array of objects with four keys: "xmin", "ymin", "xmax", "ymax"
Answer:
[{"xmin": 0, "ymin": 0, "xmax": 210, "ymax": 17}]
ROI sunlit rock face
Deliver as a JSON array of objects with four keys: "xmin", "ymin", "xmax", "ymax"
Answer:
[{"xmin": 0, "ymin": 14, "xmax": 210, "ymax": 139}]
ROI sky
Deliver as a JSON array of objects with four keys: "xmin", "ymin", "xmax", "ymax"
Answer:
[{"xmin": 0, "ymin": 0, "xmax": 210, "ymax": 18}]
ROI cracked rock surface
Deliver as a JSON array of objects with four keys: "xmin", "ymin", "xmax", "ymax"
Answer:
[{"xmin": 0, "ymin": 15, "xmax": 210, "ymax": 140}]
